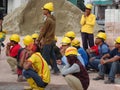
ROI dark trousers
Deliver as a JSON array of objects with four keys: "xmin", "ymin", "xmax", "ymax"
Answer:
[
  {"xmin": 23, "ymin": 69, "xmax": 48, "ymax": 88},
  {"xmin": 42, "ymin": 42, "xmax": 59, "ymax": 72},
  {"xmin": 81, "ymin": 32, "xmax": 94, "ymax": 50}
]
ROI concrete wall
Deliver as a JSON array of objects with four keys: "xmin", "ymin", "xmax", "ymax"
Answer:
[
  {"xmin": 105, "ymin": 9, "xmax": 120, "ymax": 49},
  {"xmin": 7, "ymin": 0, "xmax": 28, "ymax": 13}
]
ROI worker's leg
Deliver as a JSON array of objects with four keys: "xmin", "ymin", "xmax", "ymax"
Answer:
[
  {"xmin": 23, "ymin": 69, "xmax": 48, "ymax": 88},
  {"xmin": 64, "ymin": 75, "xmax": 83, "ymax": 90}
]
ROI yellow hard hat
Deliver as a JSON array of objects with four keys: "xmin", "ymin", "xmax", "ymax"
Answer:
[
  {"xmin": 65, "ymin": 47, "xmax": 78, "ymax": 56},
  {"xmin": 2, "ymin": 29, "xmax": 7, "ymax": 34},
  {"xmin": 61, "ymin": 37, "xmax": 71, "ymax": 45},
  {"xmin": 10, "ymin": 34, "xmax": 20, "ymax": 42},
  {"xmin": 65, "ymin": 31, "xmax": 76, "ymax": 39},
  {"xmin": 96, "ymin": 32, "xmax": 107, "ymax": 40},
  {"xmin": 54, "ymin": 36, "xmax": 58, "ymax": 42},
  {"xmin": 71, "ymin": 39, "xmax": 80, "ymax": 47},
  {"xmin": 86, "ymin": 4, "xmax": 93, "ymax": 10},
  {"xmin": 42, "ymin": 2, "xmax": 54, "ymax": 11},
  {"xmin": 32, "ymin": 33, "xmax": 39, "ymax": 39},
  {"xmin": 23, "ymin": 35, "xmax": 34, "ymax": 46},
  {"xmin": 115, "ymin": 36, "xmax": 120, "ymax": 44}
]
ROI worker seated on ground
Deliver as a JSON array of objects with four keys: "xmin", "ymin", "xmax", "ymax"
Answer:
[
  {"xmin": 6, "ymin": 34, "xmax": 21, "ymax": 74},
  {"xmin": 57, "ymin": 37, "xmax": 85, "ymax": 70},
  {"xmin": 93, "ymin": 36, "xmax": 120, "ymax": 84},
  {"xmin": 71, "ymin": 39, "xmax": 89, "ymax": 67},
  {"xmin": 17, "ymin": 35, "xmax": 34, "ymax": 82},
  {"xmin": 60, "ymin": 47, "xmax": 89, "ymax": 90},
  {"xmin": 23, "ymin": 43, "xmax": 50, "ymax": 90},
  {"xmin": 89, "ymin": 32, "xmax": 110, "ymax": 71}
]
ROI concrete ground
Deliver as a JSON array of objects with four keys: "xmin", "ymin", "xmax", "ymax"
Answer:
[{"xmin": 0, "ymin": 35, "xmax": 120, "ymax": 90}]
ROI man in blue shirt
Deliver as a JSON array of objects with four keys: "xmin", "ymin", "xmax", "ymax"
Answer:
[
  {"xmin": 93, "ymin": 36, "xmax": 120, "ymax": 84},
  {"xmin": 71, "ymin": 39, "xmax": 88, "ymax": 67},
  {"xmin": 89, "ymin": 32, "xmax": 110, "ymax": 71}
]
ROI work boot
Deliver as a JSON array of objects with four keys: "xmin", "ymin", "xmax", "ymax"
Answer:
[
  {"xmin": 104, "ymin": 79, "xmax": 115, "ymax": 84},
  {"xmin": 93, "ymin": 75, "xmax": 104, "ymax": 80},
  {"xmin": 24, "ymin": 86, "xmax": 32, "ymax": 90}
]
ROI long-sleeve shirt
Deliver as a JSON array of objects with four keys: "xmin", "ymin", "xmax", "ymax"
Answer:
[
  {"xmin": 61, "ymin": 63, "xmax": 80, "ymax": 75},
  {"xmin": 80, "ymin": 13, "xmax": 96, "ymax": 34}
]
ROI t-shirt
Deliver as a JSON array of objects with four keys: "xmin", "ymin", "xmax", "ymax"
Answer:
[
  {"xmin": 91, "ymin": 45, "xmax": 99, "ymax": 55},
  {"xmin": 27, "ymin": 52, "xmax": 50, "ymax": 83},
  {"xmin": 109, "ymin": 48, "xmax": 120, "ymax": 58},
  {"xmin": 78, "ymin": 47, "xmax": 88, "ymax": 66},
  {"xmin": 10, "ymin": 44, "xmax": 21, "ymax": 58}
]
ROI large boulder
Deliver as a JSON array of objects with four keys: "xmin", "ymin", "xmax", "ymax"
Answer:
[{"xmin": 3, "ymin": 0, "xmax": 101, "ymax": 36}]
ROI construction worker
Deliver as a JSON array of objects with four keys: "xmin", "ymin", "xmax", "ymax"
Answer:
[
  {"xmin": 17, "ymin": 35, "xmax": 34, "ymax": 82},
  {"xmin": 89, "ymin": 32, "xmax": 110, "ymax": 71},
  {"xmin": 58, "ymin": 37, "xmax": 85, "ymax": 67},
  {"xmin": 64, "ymin": 31, "xmax": 76, "ymax": 41},
  {"xmin": 93, "ymin": 36, "xmax": 120, "ymax": 84},
  {"xmin": 38, "ymin": 2, "xmax": 59, "ymax": 74},
  {"xmin": 23, "ymin": 43, "xmax": 50, "ymax": 90},
  {"xmin": 32, "ymin": 33, "xmax": 39, "ymax": 44},
  {"xmin": 71, "ymin": 39, "xmax": 88, "ymax": 67},
  {"xmin": 6, "ymin": 34, "xmax": 21, "ymax": 73},
  {"xmin": 61, "ymin": 47, "xmax": 89, "ymax": 90},
  {"xmin": 80, "ymin": 4, "xmax": 96, "ymax": 50}
]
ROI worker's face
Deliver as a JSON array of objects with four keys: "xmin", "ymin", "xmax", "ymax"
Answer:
[
  {"xmin": 85, "ymin": 8, "xmax": 91, "ymax": 15},
  {"xmin": 115, "ymin": 43, "xmax": 120, "ymax": 48},
  {"xmin": 43, "ymin": 9, "xmax": 49, "ymax": 15},
  {"xmin": 95, "ymin": 38, "xmax": 102, "ymax": 45}
]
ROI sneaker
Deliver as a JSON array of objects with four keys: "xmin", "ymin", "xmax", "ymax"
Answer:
[
  {"xmin": 104, "ymin": 79, "xmax": 115, "ymax": 84},
  {"xmin": 24, "ymin": 86, "xmax": 32, "ymax": 90},
  {"xmin": 93, "ymin": 76, "xmax": 104, "ymax": 80},
  {"xmin": 17, "ymin": 75, "xmax": 26, "ymax": 82}
]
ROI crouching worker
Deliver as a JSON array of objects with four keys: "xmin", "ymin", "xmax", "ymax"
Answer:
[
  {"xmin": 61, "ymin": 47, "xmax": 89, "ymax": 90},
  {"xmin": 23, "ymin": 43, "xmax": 50, "ymax": 90}
]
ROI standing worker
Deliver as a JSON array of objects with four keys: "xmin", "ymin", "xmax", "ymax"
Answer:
[
  {"xmin": 80, "ymin": 4, "xmax": 96, "ymax": 50},
  {"xmin": 38, "ymin": 2, "xmax": 59, "ymax": 74}
]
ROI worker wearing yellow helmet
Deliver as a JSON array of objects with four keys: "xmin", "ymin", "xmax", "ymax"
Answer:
[
  {"xmin": 23, "ymin": 43, "xmax": 50, "ymax": 90},
  {"xmin": 60, "ymin": 47, "xmax": 89, "ymax": 90},
  {"xmin": 89, "ymin": 32, "xmax": 110, "ymax": 71},
  {"xmin": 31, "ymin": 33, "xmax": 39, "ymax": 44},
  {"xmin": 64, "ymin": 31, "xmax": 76, "ymax": 41},
  {"xmin": 38, "ymin": 2, "xmax": 59, "ymax": 74},
  {"xmin": 6, "ymin": 34, "xmax": 21, "ymax": 74},
  {"xmin": 71, "ymin": 39, "xmax": 88, "ymax": 67},
  {"xmin": 93, "ymin": 36, "xmax": 120, "ymax": 84},
  {"xmin": 80, "ymin": 3, "xmax": 96, "ymax": 50}
]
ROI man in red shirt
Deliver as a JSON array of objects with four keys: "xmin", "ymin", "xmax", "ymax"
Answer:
[{"xmin": 6, "ymin": 34, "xmax": 21, "ymax": 73}]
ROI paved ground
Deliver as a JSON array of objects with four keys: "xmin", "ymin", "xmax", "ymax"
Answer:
[{"xmin": 0, "ymin": 35, "xmax": 120, "ymax": 90}]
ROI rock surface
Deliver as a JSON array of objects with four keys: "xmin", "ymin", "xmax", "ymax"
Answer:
[{"xmin": 3, "ymin": 0, "xmax": 101, "ymax": 36}]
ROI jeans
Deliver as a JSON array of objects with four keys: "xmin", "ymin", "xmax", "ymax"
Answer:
[
  {"xmin": 90, "ymin": 59, "xmax": 100, "ymax": 71},
  {"xmin": 98, "ymin": 61, "xmax": 120, "ymax": 81},
  {"xmin": 81, "ymin": 32, "xmax": 94, "ymax": 50},
  {"xmin": 23, "ymin": 69, "xmax": 48, "ymax": 88},
  {"xmin": 42, "ymin": 42, "xmax": 59, "ymax": 72}
]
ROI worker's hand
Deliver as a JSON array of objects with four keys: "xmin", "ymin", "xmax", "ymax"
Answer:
[
  {"xmin": 6, "ymin": 42, "xmax": 11, "ymax": 49},
  {"xmin": 56, "ymin": 59, "xmax": 62, "ymax": 65},
  {"xmin": 84, "ymin": 12, "xmax": 87, "ymax": 17},
  {"xmin": 89, "ymin": 57, "xmax": 95, "ymax": 61},
  {"xmin": 100, "ymin": 59, "xmax": 106, "ymax": 65}
]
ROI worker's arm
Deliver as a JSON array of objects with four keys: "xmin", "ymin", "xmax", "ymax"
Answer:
[
  {"xmin": 86, "ymin": 15, "xmax": 96, "ymax": 26},
  {"xmin": 23, "ymin": 61, "xmax": 32, "ymax": 70},
  {"xmin": 80, "ymin": 15, "xmax": 86, "ymax": 26},
  {"xmin": 5, "ymin": 42, "xmax": 11, "ymax": 56}
]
